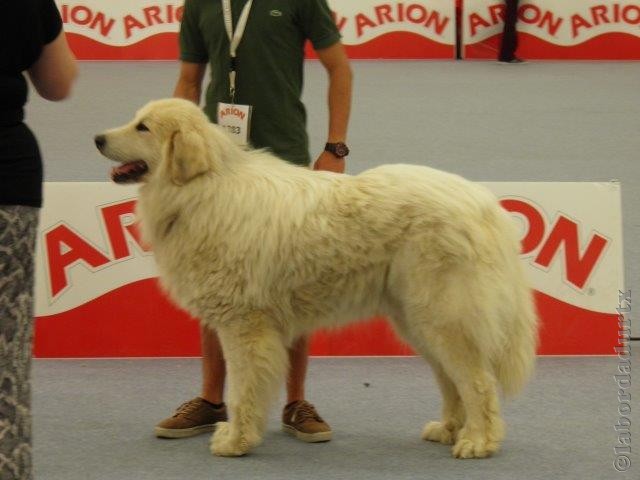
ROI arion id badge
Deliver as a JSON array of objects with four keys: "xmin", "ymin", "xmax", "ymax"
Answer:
[{"xmin": 217, "ymin": 102, "xmax": 253, "ymax": 146}]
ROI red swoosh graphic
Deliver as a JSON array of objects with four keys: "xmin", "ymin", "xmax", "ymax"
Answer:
[
  {"xmin": 66, "ymin": 32, "xmax": 180, "ymax": 60},
  {"xmin": 307, "ymin": 31, "xmax": 456, "ymax": 59},
  {"xmin": 34, "ymin": 279, "xmax": 619, "ymax": 357},
  {"xmin": 464, "ymin": 31, "xmax": 640, "ymax": 60}
]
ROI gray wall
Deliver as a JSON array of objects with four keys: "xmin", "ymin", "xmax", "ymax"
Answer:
[{"xmin": 26, "ymin": 60, "xmax": 639, "ymax": 336}]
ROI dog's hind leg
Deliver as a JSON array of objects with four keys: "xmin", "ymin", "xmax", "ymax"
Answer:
[
  {"xmin": 421, "ymin": 361, "xmax": 465, "ymax": 445},
  {"xmin": 387, "ymin": 313, "xmax": 466, "ymax": 446},
  {"xmin": 396, "ymin": 310, "xmax": 503, "ymax": 458},
  {"xmin": 210, "ymin": 317, "xmax": 288, "ymax": 457},
  {"xmin": 423, "ymin": 329, "xmax": 505, "ymax": 459}
]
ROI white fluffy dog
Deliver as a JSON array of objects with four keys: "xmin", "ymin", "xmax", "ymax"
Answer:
[{"xmin": 95, "ymin": 98, "xmax": 538, "ymax": 459}]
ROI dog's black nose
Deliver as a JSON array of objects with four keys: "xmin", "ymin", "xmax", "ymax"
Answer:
[{"xmin": 94, "ymin": 135, "xmax": 106, "ymax": 150}]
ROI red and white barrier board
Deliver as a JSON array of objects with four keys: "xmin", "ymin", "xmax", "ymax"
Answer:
[
  {"xmin": 56, "ymin": 0, "xmax": 456, "ymax": 60},
  {"xmin": 463, "ymin": 0, "xmax": 640, "ymax": 59},
  {"xmin": 320, "ymin": 0, "xmax": 457, "ymax": 58},
  {"xmin": 33, "ymin": 181, "xmax": 623, "ymax": 357}
]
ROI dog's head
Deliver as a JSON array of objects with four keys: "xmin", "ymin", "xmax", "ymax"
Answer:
[{"xmin": 94, "ymin": 98, "xmax": 223, "ymax": 185}]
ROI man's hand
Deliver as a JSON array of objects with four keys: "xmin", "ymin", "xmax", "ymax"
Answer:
[{"xmin": 313, "ymin": 151, "xmax": 345, "ymax": 173}]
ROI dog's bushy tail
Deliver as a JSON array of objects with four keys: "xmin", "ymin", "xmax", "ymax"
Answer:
[
  {"xmin": 494, "ymin": 276, "xmax": 539, "ymax": 397},
  {"xmin": 473, "ymin": 202, "xmax": 539, "ymax": 398}
]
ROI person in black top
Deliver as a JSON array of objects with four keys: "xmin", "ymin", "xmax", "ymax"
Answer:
[
  {"xmin": 0, "ymin": 1, "xmax": 77, "ymax": 478},
  {"xmin": 498, "ymin": 0, "xmax": 524, "ymax": 63}
]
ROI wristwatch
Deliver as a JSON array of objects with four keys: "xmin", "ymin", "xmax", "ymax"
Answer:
[{"xmin": 324, "ymin": 142, "xmax": 350, "ymax": 158}]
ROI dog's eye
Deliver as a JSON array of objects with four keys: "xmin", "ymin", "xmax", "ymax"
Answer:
[{"xmin": 136, "ymin": 122, "xmax": 150, "ymax": 132}]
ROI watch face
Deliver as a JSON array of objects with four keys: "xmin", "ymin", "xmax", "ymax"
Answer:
[
  {"xmin": 334, "ymin": 144, "xmax": 349, "ymax": 157},
  {"xmin": 325, "ymin": 142, "xmax": 349, "ymax": 157},
  {"xmin": 328, "ymin": 143, "xmax": 349, "ymax": 157}
]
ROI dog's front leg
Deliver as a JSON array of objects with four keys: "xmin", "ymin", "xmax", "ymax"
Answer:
[{"xmin": 210, "ymin": 319, "xmax": 288, "ymax": 457}]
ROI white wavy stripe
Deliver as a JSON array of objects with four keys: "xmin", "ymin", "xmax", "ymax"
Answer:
[
  {"xmin": 34, "ymin": 182, "xmax": 623, "ymax": 317},
  {"xmin": 464, "ymin": 0, "xmax": 640, "ymax": 46},
  {"xmin": 55, "ymin": 0, "xmax": 456, "ymax": 47}
]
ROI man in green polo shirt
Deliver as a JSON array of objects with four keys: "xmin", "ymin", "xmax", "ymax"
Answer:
[{"xmin": 154, "ymin": 0, "xmax": 352, "ymax": 443}]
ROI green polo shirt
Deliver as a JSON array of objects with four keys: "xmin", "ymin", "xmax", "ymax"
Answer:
[{"xmin": 179, "ymin": 0, "xmax": 340, "ymax": 165}]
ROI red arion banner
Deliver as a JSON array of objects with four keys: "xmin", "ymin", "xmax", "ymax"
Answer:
[
  {"xmin": 462, "ymin": 0, "xmax": 640, "ymax": 59},
  {"xmin": 33, "ymin": 182, "xmax": 624, "ymax": 357},
  {"xmin": 55, "ymin": 0, "xmax": 457, "ymax": 60},
  {"xmin": 55, "ymin": 1, "xmax": 640, "ymax": 60}
]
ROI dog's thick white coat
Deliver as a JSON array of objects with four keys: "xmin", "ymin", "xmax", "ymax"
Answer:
[{"xmin": 98, "ymin": 99, "xmax": 538, "ymax": 458}]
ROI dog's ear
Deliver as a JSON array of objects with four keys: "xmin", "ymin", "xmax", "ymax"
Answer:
[{"xmin": 163, "ymin": 129, "xmax": 211, "ymax": 185}]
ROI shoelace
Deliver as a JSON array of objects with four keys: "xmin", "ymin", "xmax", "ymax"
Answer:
[
  {"xmin": 292, "ymin": 402, "xmax": 323, "ymax": 423},
  {"xmin": 173, "ymin": 399, "xmax": 203, "ymax": 418}
]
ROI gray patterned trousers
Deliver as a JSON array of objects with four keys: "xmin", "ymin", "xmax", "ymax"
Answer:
[{"xmin": 0, "ymin": 205, "xmax": 39, "ymax": 480}]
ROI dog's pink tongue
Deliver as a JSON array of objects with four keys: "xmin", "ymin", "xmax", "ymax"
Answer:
[
  {"xmin": 111, "ymin": 160, "xmax": 148, "ymax": 183},
  {"xmin": 113, "ymin": 162, "xmax": 139, "ymax": 176}
]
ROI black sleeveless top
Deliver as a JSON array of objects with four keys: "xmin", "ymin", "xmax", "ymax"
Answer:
[{"xmin": 0, "ymin": 0, "xmax": 63, "ymax": 207}]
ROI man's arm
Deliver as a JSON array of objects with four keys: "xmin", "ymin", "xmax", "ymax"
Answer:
[
  {"xmin": 313, "ymin": 41, "xmax": 352, "ymax": 172},
  {"xmin": 173, "ymin": 61, "xmax": 207, "ymax": 104}
]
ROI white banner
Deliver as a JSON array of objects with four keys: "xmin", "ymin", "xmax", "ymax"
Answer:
[
  {"xmin": 487, "ymin": 181, "xmax": 623, "ymax": 314},
  {"xmin": 464, "ymin": 0, "xmax": 640, "ymax": 45},
  {"xmin": 332, "ymin": 0, "xmax": 455, "ymax": 45},
  {"xmin": 35, "ymin": 183, "xmax": 157, "ymax": 316},
  {"xmin": 57, "ymin": 1, "xmax": 183, "ymax": 46},
  {"xmin": 55, "ymin": 0, "xmax": 456, "ymax": 47}
]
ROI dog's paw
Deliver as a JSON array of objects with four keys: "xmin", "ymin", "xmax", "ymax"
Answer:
[
  {"xmin": 210, "ymin": 422, "xmax": 250, "ymax": 457},
  {"xmin": 422, "ymin": 421, "xmax": 456, "ymax": 445},
  {"xmin": 451, "ymin": 431, "xmax": 498, "ymax": 459}
]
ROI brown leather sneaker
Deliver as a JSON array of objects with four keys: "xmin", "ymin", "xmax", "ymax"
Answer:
[
  {"xmin": 154, "ymin": 397, "xmax": 228, "ymax": 439},
  {"xmin": 282, "ymin": 400, "xmax": 332, "ymax": 443}
]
